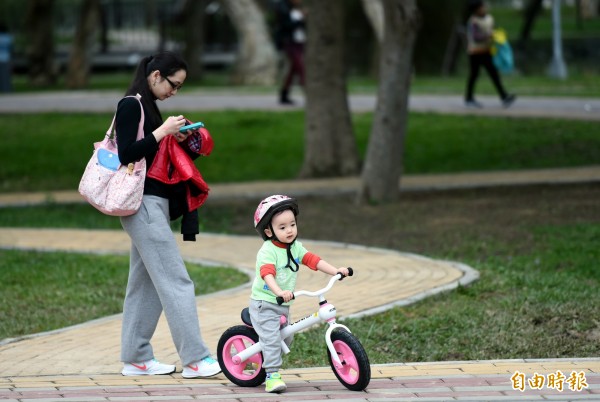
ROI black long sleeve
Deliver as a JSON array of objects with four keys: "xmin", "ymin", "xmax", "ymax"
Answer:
[
  {"xmin": 114, "ymin": 96, "xmax": 175, "ymax": 200},
  {"xmin": 115, "ymin": 97, "xmax": 159, "ymax": 166}
]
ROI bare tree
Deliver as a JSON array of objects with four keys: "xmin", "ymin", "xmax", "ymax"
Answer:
[
  {"xmin": 580, "ymin": 0, "xmax": 599, "ymax": 18},
  {"xmin": 300, "ymin": 0, "xmax": 360, "ymax": 178},
  {"xmin": 25, "ymin": 0, "xmax": 57, "ymax": 86},
  {"xmin": 361, "ymin": 0, "xmax": 384, "ymax": 43},
  {"xmin": 181, "ymin": 0, "xmax": 208, "ymax": 81},
  {"xmin": 66, "ymin": 0, "xmax": 101, "ymax": 89},
  {"xmin": 360, "ymin": 0, "xmax": 384, "ymax": 79},
  {"xmin": 359, "ymin": 0, "xmax": 420, "ymax": 203},
  {"xmin": 221, "ymin": 0, "xmax": 277, "ymax": 85}
]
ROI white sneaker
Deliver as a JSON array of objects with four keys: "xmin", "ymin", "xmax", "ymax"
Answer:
[
  {"xmin": 121, "ymin": 358, "xmax": 176, "ymax": 376},
  {"xmin": 182, "ymin": 356, "xmax": 222, "ymax": 378}
]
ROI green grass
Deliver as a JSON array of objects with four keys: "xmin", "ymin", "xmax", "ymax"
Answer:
[
  {"xmin": 492, "ymin": 3, "xmax": 600, "ymax": 41},
  {"xmin": 0, "ymin": 249, "xmax": 248, "ymax": 340},
  {"xmin": 11, "ymin": 70, "xmax": 600, "ymax": 97},
  {"xmin": 408, "ymin": 73, "xmax": 600, "ymax": 97},
  {"xmin": 0, "ymin": 202, "xmax": 227, "ymax": 234},
  {"xmin": 0, "ymin": 204, "xmax": 123, "ymax": 229},
  {"xmin": 1, "ymin": 111, "xmax": 599, "ymax": 193}
]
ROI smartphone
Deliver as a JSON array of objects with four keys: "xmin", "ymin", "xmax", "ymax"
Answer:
[{"xmin": 179, "ymin": 122, "xmax": 204, "ymax": 133}]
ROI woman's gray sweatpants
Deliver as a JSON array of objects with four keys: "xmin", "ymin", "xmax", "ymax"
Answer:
[
  {"xmin": 249, "ymin": 299, "xmax": 292, "ymax": 373},
  {"xmin": 120, "ymin": 195, "xmax": 210, "ymax": 366}
]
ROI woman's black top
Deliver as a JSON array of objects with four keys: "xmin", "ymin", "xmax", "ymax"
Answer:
[{"xmin": 115, "ymin": 96, "xmax": 175, "ymax": 200}]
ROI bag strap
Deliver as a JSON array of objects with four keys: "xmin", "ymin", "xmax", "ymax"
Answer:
[{"xmin": 107, "ymin": 94, "xmax": 145, "ymax": 141}]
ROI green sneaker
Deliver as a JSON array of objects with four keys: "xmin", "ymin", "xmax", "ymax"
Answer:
[{"xmin": 265, "ymin": 372, "xmax": 287, "ymax": 393}]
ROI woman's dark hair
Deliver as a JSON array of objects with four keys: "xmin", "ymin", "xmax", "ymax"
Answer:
[
  {"xmin": 125, "ymin": 51, "xmax": 188, "ymax": 129},
  {"xmin": 467, "ymin": 0, "xmax": 484, "ymax": 15}
]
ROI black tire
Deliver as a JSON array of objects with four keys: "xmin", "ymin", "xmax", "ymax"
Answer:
[
  {"xmin": 217, "ymin": 325, "xmax": 266, "ymax": 387},
  {"xmin": 327, "ymin": 329, "xmax": 371, "ymax": 391}
]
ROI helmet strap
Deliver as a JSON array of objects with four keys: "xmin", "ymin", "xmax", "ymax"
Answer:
[
  {"xmin": 268, "ymin": 223, "xmax": 299, "ymax": 272},
  {"xmin": 285, "ymin": 242, "xmax": 299, "ymax": 272}
]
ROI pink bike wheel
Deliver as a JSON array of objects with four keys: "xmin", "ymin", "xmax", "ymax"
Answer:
[
  {"xmin": 328, "ymin": 330, "xmax": 371, "ymax": 391},
  {"xmin": 217, "ymin": 325, "xmax": 266, "ymax": 387}
]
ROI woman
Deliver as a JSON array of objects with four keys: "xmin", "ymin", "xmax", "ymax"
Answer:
[
  {"xmin": 464, "ymin": 0, "xmax": 515, "ymax": 109},
  {"xmin": 115, "ymin": 51, "xmax": 220, "ymax": 378}
]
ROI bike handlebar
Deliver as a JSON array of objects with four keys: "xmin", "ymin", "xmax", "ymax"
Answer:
[{"xmin": 276, "ymin": 267, "xmax": 353, "ymax": 305}]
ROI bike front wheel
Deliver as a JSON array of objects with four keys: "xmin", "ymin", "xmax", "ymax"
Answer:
[
  {"xmin": 327, "ymin": 329, "xmax": 371, "ymax": 391},
  {"xmin": 217, "ymin": 325, "xmax": 266, "ymax": 387}
]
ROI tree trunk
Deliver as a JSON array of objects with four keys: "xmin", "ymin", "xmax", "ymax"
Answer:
[
  {"xmin": 181, "ymin": 0, "xmax": 207, "ymax": 81},
  {"xmin": 25, "ymin": 0, "xmax": 57, "ymax": 86},
  {"xmin": 300, "ymin": 0, "xmax": 360, "ymax": 178},
  {"xmin": 413, "ymin": 0, "xmax": 462, "ymax": 74},
  {"xmin": 361, "ymin": 0, "xmax": 384, "ymax": 43},
  {"xmin": 221, "ymin": 0, "xmax": 277, "ymax": 85},
  {"xmin": 359, "ymin": 0, "xmax": 420, "ymax": 203},
  {"xmin": 361, "ymin": 0, "xmax": 383, "ymax": 78},
  {"xmin": 66, "ymin": 0, "xmax": 101, "ymax": 89}
]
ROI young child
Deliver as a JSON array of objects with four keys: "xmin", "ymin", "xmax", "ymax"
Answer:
[{"xmin": 250, "ymin": 194, "xmax": 349, "ymax": 393}]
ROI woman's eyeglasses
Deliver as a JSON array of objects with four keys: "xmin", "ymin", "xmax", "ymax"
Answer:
[{"xmin": 163, "ymin": 76, "xmax": 183, "ymax": 91}]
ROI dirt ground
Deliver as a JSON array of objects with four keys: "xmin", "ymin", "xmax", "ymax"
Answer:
[{"xmin": 201, "ymin": 182, "xmax": 600, "ymax": 259}]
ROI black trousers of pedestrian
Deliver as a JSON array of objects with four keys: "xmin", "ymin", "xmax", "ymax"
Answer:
[{"xmin": 465, "ymin": 52, "xmax": 508, "ymax": 102}]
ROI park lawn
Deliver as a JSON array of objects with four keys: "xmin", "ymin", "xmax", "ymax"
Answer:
[
  {"xmin": 0, "ymin": 249, "xmax": 248, "ymax": 340},
  {"xmin": 286, "ymin": 221, "xmax": 600, "ymax": 367},
  {"xmin": 1, "ymin": 111, "xmax": 599, "ymax": 192}
]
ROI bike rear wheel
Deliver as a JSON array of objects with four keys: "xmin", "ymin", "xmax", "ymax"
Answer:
[
  {"xmin": 327, "ymin": 329, "xmax": 371, "ymax": 391},
  {"xmin": 217, "ymin": 325, "xmax": 266, "ymax": 387}
]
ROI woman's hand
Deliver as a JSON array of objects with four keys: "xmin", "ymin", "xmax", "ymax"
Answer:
[
  {"xmin": 174, "ymin": 129, "xmax": 191, "ymax": 143},
  {"xmin": 152, "ymin": 115, "xmax": 186, "ymax": 142}
]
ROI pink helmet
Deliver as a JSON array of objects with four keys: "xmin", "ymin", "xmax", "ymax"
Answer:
[{"xmin": 253, "ymin": 194, "xmax": 299, "ymax": 240}]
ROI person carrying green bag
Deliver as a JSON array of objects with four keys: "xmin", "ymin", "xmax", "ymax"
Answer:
[{"xmin": 464, "ymin": 0, "xmax": 516, "ymax": 109}]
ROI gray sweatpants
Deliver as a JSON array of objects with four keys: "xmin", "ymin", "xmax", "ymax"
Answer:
[
  {"xmin": 120, "ymin": 195, "xmax": 210, "ymax": 366},
  {"xmin": 249, "ymin": 299, "xmax": 293, "ymax": 373}
]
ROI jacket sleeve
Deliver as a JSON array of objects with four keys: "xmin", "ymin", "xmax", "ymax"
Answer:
[{"xmin": 115, "ymin": 97, "xmax": 158, "ymax": 164}]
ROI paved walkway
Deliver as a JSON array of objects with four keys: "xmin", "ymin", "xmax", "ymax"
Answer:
[
  {"xmin": 1, "ymin": 91, "xmax": 599, "ymax": 400},
  {"xmin": 1, "ymin": 359, "xmax": 598, "ymax": 401},
  {"xmin": 1, "ymin": 91, "xmax": 600, "ymax": 120}
]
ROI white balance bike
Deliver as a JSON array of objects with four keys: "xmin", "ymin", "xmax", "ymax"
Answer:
[{"xmin": 216, "ymin": 268, "xmax": 371, "ymax": 391}]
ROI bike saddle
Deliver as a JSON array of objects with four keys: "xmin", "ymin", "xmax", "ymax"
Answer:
[{"xmin": 241, "ymin": 307, "xmax": 253, "ymax": 327}]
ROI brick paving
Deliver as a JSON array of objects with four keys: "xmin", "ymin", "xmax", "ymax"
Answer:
[{"xmin": 0, "ymin": 360, "xmax": 598, "ymax": 401}]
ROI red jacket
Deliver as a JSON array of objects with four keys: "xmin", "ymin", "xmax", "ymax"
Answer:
[{"xmin": 147, "ymin": 135, "xmax": 209, "ymax": 211}]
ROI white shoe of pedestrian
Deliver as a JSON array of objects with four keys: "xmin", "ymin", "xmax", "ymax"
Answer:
[
  {"xmin": 182, "ymin": 356, "xmax": 222, "ymax": 378},
  {"xmin": 121, "ymin": 358, "xmax": 176, "ymax": 376}
]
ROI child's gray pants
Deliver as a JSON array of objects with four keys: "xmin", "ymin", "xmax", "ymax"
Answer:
[
  {"xmin": 249, "ymin": 299, "xmax": 293, "ymax": 373},
  {"xmin": 120, "ymin": 195, "xmax": 210, "ymax": 366}
]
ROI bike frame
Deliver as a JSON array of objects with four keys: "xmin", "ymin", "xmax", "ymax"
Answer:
[{"xmin": 231, "ymin": 273, "xmax": 352, "ymax": 367}]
